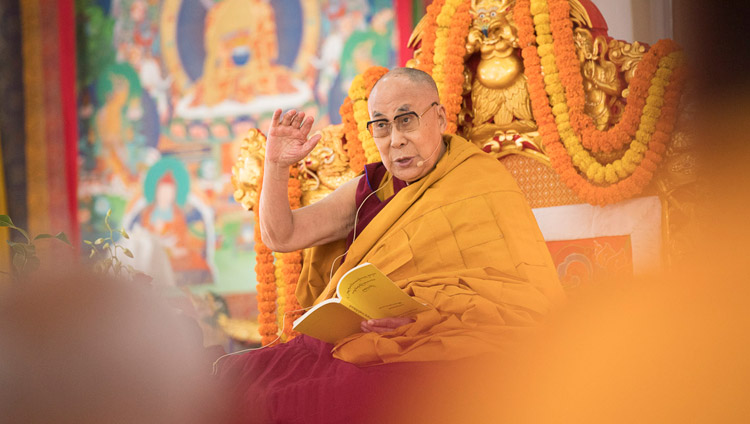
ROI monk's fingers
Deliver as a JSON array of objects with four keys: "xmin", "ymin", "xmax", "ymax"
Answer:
[
  {"xmin": 280, "ymin": 109, "xmax": 297, "ymax": 126},
  {"xmin": 366, "ymin": 325, "xmax": 399, "ymax": 334},
  {"xmin": 270, "ymin": 109, "xmax": 282, "ymax": 127},
  {"xmin": 366, "ymin": 317, "xmax": 414, "ymax": 329},
  {"xmin": 301, "ymin": 133, "xmax": 322, "ymax": 154},
  {"xmin": 290, "ymin": 111, "xmax": 305, "ymax": 128},
  {"xmin": 299, "ymin": 115, "xmax": 315, "ymax": 134}
]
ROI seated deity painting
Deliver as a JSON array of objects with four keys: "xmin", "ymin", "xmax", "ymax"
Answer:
[
  {"xmin": 176, "ymin": 0, "xmax": 311, "ymax": 118},
  {"xmin": 122, "ymin": 158, "xmax": 216, "ymax": 286}
]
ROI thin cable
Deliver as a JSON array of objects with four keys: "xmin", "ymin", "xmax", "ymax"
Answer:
[
  {"xmin": 328, "ymin": 183, "xmax": 388, "ymax": 282},
  {"xmin": 211, "ymin": 306, "xmax": 313, "ymax": 375}
]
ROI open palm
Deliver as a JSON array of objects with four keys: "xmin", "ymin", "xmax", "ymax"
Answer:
[{"xmin": 266, "ymin": 109, "xmax": 322, "ymax": 167}]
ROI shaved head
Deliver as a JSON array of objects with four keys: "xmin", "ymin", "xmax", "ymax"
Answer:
[{"xmin": 371, "ymin": 67, "xmax": 440, "ymax": 101}]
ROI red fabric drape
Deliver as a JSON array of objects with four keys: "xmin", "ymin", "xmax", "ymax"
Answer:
[
  {"xmin": 57, "ymin": 0, "xmax": 79, "ymax": 251},
  {"xmin": 395, "ymin": 0, "xmax": 414, "ymax": 66}
]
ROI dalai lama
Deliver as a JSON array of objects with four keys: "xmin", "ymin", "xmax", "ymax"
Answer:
[{"xmin": 216, "ymin": 68, "xmax": 565, "ymax": 423}]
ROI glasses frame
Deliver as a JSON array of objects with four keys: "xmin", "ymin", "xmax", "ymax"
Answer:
[{"xmin": 366, "ymin": 102, "xmax": 439, "ymax": 138}]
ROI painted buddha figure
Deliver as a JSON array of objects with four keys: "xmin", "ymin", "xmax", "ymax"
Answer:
[{"xmin": 190, "ymin": 0, "xmax": 296, "ymax": 107}]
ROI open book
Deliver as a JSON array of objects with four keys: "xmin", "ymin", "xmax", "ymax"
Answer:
[{"xmin": 292, "ymin": 262, "xmax": 431, "ymax": 344}]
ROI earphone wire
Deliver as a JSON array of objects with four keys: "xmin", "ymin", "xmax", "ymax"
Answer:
[
  {"xmin": 416, "ymin": 137, "xmax": 443, "ymax": 167},
  {"xmin": 328, "ymin": 182, "xmax": 388, "ymax": 282},
  {"xmin": 211, "ymin": 305, "xmax": 313, "ymax": 375}
]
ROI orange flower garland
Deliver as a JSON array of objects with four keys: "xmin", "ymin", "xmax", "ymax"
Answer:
[
  {"xmin": 252, "ymin": 148, "xmax": 279, "ymax": 346},
  {"xmin": 514, "ymin": 0, "xmax": 686, "ymax": 205},
  {"xmin": 545, "ymin": 0, "xmax": 682, "ymax": 153},
  {"xmin": 339, "ymin": 66, "xmax": 389, "ymax": 168},
  {"xmin": 442, "ymin": 1, "xmax": 472, "ymax": 134},
  {"xmin": 416, "ymin": 0, "xmax": 471, "ymax": 134},
  {"xmin": 273, "ymin": 252, "xmax": 286, "ymax": 335},
  {"xmin": 339, "ymin": 97, "xmax": 366, "ymax": 173},
  {"xmin": 416, "ymin": 0, "xmax": 444, "ymax": 75},
  {"xmin": 281, "ymin": 165, "xmax": 303, "ymax": 340}
]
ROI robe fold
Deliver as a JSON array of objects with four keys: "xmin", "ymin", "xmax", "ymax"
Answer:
[{"xmin": 297, "ymin": 134, "xmax": 565, "ymax": 365}]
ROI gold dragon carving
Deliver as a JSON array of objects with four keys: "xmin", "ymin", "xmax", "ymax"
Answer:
[
  {"xmin": 232, "ymin": 128, "xmax": 266, "ymax": 211},
  {"xmin": 298, "ymin": 124, "xmax": 358, "ymax": 205},
  {"xmin": 232, "ymin": 124, "xmax": 356, "ymax": 211}
]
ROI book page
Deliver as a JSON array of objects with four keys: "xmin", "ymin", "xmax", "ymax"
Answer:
[
  {"xmin": 337, "ymin": 263, "xmax": 430, "ymax": 320},
  {"xmin": 292, "ymin": 299, "xmax": 364, "ymax": 345}
]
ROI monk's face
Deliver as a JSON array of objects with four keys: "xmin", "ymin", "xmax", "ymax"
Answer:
[{"xmin": 368, "ymin": 75, "xmax": 447, "ymax": 182}]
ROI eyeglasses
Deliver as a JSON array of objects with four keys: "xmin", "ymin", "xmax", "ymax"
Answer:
[{"xmin": 366, "ymin": 102, "xmax": 439, "ymax": 138}]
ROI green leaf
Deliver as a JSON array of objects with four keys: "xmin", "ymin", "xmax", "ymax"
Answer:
[
  {"xmin": 0, "ymin": 215, "xmax": 13, "ymax": 226},
  {"xmin": 120, "ymin": 229, "xmax": 129, "ymax": 239},
  {"xmin": 54, "ymin": 232, "xmax": 71, "ymax": 245},
  {"xmin": 14, "ymin": 227, "xmax": 30, "ymax": 242},
  {"xmin": 122, "ymin": 248, "xmax": 134, "ymax": 258},
  {"xmin": 84, "ymin": 240, "xmax": 94, "ymax": 245},
  {"xmin": 12, "ymin": 253, "xmax": 26, "ymax": 272},
  {"xmin": 34, "ymin": 233, "xmax": 54, "ymax": 240},
  {"xmin": 8, "ymin": 242, "xmax": 27, "ymax": 255},
  {"xmin": 103, "ymin": 242, "xmax": 110, "ymax": 250},
  {"xmin": 94, "ymin": 238, "xmax": 104, "ymax": 245},
  {"xmin": 25, "ymin": 256, "xmax": 40, "ymax": 272}
]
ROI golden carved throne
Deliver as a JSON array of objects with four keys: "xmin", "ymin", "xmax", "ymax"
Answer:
[{"xmin": 231, "ymin": 0, "xmax": 694, "ymax": 344}]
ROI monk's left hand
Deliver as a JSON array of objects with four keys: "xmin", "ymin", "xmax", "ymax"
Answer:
[{"xmin": 360, "ymin": 317, "xmax": 415, "ymax": 334}]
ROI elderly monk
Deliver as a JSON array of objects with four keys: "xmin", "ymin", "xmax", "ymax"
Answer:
[{"xmin": 217, "ymin": 68, "xmax": 564, "ymax": 423}]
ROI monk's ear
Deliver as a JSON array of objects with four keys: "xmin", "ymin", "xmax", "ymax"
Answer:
[{"xmin": 437, "ymin": 104, "xmax": 447, "ymax": 133}]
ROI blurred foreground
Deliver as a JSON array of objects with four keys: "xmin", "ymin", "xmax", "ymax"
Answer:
[{"xmin": 0, "ymin": 268, "xmax": 230, "ymax": 424}]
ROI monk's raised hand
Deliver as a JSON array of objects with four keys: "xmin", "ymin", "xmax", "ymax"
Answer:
[{"xmin": 266, "ymin": 109, "xmax": 322, "ymax": 168}]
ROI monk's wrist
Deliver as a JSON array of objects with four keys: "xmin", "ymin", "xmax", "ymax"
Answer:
[{"xmin": 263, "ymin": 161, "xmax": 292, "ymax": 181}]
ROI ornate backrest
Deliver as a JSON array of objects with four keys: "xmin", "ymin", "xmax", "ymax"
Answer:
[{"xmin": 232, "ymin": 0, "xmax": 694, "ymax": 344}]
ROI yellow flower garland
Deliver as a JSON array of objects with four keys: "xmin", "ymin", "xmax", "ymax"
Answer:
[
  {"xmin": 516, "ymin": 0, "xmax": 686, "ymax": 204},
  {"xmin": 346, "ymin": 69, "xmax": 389, "ymax": 165},
  {"xmin": 530, "ymin": 0, "xmax": 684, "ymax": 184},
  {"xmin": 418, "ymin": 0, "xmax": 471, "ymax": 134}
]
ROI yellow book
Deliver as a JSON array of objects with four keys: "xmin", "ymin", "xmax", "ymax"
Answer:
[{"xmin": 292, "ymin": 262, "xmax": 431, "ymax": 344}]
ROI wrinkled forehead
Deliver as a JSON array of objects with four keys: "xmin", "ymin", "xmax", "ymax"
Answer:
[{"xmin": 369, "ymin": 76, "xmax": 437, "ymax": 116}]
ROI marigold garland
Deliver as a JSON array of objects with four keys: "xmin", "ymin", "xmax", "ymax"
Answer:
[
  {"xmin": 273, "ymin": 251, "xmax": 286, "ymax": 338},
  {"xmin": 340, "ymin": 66, "xmax": 388, "ymax": 167},
  {"xmin": 281, "ymin": 165, "xmax": 303, "ymax": 340},
  {"xmin": 514, "ymin": 0, "xmax": 687, "ymax": 205},
  {"xmin": 417, "ymin": 0, "xmax": 471, "ymax": 134},
  {"xmin": 339, "ymin": 97, "xmax": 366, "ymax": 173},
  {"xmin": 544, "ymin": 0, "xmax": 682, "ymax": 153},
  {"xmin": 252, "ymin": 149, "xmax": 279, "ymax": 346},
  {"xmin": 417, "ymin": 0, "xmax": 444, "ymax": 75}
]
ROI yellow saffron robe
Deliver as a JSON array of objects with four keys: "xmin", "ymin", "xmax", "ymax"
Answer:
[{"xmin": 296, "ymin": 135, "xmax": 565, "ymax": 365}]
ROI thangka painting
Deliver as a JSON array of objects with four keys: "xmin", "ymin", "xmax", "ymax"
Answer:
[{"xmin": 77, "ymin": 0, "xmax": 397, "ymax": 293}]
